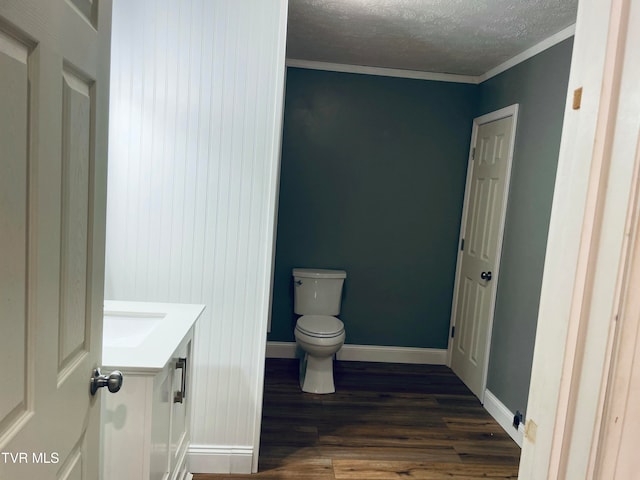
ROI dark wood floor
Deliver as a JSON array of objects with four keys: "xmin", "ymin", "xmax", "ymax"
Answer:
[{"xmin": 195, "ymin": 359, "xmax": 520, "ymax": 480}]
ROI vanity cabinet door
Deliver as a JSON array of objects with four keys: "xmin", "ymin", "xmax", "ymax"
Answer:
[
  {"xmin": 102, "ymin": 369, "xmax": 171, "ymax": 480},
  {"xmin": 169, "ymin": 328, "xmax": 194, "ymax": 479}
]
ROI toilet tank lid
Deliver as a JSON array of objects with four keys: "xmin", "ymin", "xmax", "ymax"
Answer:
[{"xmin": 292, "ymin": 268, "xmax": 347, "ymax": 279}]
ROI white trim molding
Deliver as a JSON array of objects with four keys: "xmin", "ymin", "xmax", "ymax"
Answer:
[
  {"xmin": 478, "ymin": 24, "xmax": 576, "ymax": 83},
  {"xmin": 483, "ymin": 389, "xmax": 525, "ymax": 447},
  {"xmin": 266, "ymin": 341, "xmax": 300, "ymax": 358},
  {"xmin": 266, "ymin": 341, "xmax": 448, "ymax": 365},
  {"xmin": 285, "ymin": 58, "xmax": 478, "ymax": 84},
  {"xmin": 188, "ymin": 444, "xmax": 254, "ymax": 475},
  {"xmin": 286, "ymin": 24, "xmax": 575, "ymax": 85},
  {"xmin": 338, "ymin": 344, "xmax": 447, "ymax": 364},
  {"xmin": 520, "ymin": 0, "xmax": 637, "ymax": 477}
]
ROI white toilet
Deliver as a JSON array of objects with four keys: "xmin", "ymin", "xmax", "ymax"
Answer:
[{"xmin": 292, "ymin": 268, "xmax": 347, "ymax": 394}]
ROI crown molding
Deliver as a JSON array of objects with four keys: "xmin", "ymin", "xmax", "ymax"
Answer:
[
  {"xmin": 285, "ymin": 58, "xmax": 479, "ymax": 84},
  {"xmin": 478, "ymin": 24, "xmax": 576, "ymax": 83},
  {"xmin": 286, "ymin": 23, "xmax": 576, "ymax": 85}
]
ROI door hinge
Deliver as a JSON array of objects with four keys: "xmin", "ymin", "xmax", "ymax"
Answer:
[
  {"xmin": 451, "ymin": 326, "xmax": 455, "ymax": 338},
  {"xmin": 460, "ymin": 238, "xmax": 465, "ymax": 251},
  {"xmin": 472, "ymin": 147, "xmax": 476, "ymax": 159}
]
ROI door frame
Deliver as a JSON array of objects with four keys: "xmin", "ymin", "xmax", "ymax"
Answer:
[
  {"xmin": 446, "ymin": 104, "xmax": 519, "ymax": 403},
  {"xmin": 520, "ymin": 0, "xmax": 640, "ymax": 476}
]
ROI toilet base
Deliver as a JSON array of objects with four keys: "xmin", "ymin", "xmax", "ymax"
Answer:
[{"xmin": 299, "ymin": 353, "xmax": 336, "ymax": 394}]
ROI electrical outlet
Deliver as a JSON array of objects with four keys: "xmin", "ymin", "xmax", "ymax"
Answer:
[{"xmin": 513, "ymin": 410, "xmax": 524, "ymax": 429}]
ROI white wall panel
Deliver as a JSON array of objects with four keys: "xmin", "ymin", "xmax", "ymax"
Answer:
[{"xmin": 105, "ymin": 0, "xmax": 288, "ymax": 473}]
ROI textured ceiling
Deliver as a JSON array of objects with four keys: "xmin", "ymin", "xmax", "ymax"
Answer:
[{"xmin": 286, "ymin": 0, "xmax": 579, "ymax": 76}]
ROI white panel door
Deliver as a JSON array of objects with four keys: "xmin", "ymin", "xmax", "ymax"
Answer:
[
  {"xmin": 0, "ymin": 1, "xmax": 111, "ymax": 478},
  {"xmin": 450, "ymin": 109, "xmax": 516, "ymax": 400}
]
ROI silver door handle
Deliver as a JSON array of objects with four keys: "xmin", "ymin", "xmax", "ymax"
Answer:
[
  {"xmin": 90, "ymin": 368, "xmax": 123, "ymax": 395},
  {"xmin": 174, "ymin": 357, "xmax": 187, "ymax": 403},
  {"xmin": 480, "ymin": 271, "xmax": 492, "ymax": 281}
]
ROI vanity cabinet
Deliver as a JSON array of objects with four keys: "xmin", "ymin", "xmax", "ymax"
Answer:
[
  {"xmin": 101, "ymin": 301, "xmax": 204, "ymax": 480},
  {"xmin": 103, "ymin": 328, "xmax": 193, "ymax": 480}
]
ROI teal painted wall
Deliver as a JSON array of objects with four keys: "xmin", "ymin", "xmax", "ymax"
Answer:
[
  {"xmin": 480, "ymin": 38, "xmax": 574, "ymax": 417},
  {"xmin": 269, "ymin": 69, "xmax": 477, "ymax": 348}
]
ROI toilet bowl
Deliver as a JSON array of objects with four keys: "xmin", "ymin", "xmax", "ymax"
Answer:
[
  {"xmin": 294, "ymin": 315, "xmax": 345, "ymax": 394},
  {"xmin": 292, "ymin": 268, "xmax": 347, "ymax": 394}
]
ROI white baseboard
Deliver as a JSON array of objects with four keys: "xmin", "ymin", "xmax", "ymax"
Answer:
[
  {"xmin": 483, "ymin": 389, "xmax": 524, "ymax": 447},
  {"xmin": 265, "ymin": 341, "xmax": 299, "ymax": 358},
  {"xmin": 265, "ymin": 341, "xmax": 447, "ymax": 365},
  {"xmin": 188, "ymin": 444, "xmax": 254, "ymax": 474}
]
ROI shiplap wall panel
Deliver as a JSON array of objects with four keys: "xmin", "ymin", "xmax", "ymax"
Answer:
[{"xmin": 105, "ymin": 0, "xmax": 288, "ymax": 473}]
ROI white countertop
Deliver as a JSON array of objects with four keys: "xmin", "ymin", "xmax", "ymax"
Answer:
[{"xmin": 103, "ymin": 300, "xmax": 205, "ymax": 373}]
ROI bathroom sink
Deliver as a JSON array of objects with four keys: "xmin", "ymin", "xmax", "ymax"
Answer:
[
  {"xmin": 102, "ymin": 313, "xmax": 164, "ymax": 348},
  {"xmin": 102, "ymin": 301, "xmax": 205, "ymax": 372}
]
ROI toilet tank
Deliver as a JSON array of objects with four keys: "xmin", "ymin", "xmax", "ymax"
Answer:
[{"xmin": 292, "ymin": 268, "xmax": 347, "ymax": 316}]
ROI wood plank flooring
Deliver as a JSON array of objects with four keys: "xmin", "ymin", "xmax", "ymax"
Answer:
[{"xmin": 194, "ymin": 359, "xmax": 520, "ymax": 480}]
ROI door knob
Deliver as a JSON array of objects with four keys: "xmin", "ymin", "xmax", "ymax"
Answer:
[
  {"xmin": 480, "ymin": 271, "xmax": 492, "ymax": 281},
  {"xmin": 90, "ymin": 367, "xmax": 123, "ymax": 395}
]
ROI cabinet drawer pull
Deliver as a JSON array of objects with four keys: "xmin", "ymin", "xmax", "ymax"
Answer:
[{"xmin": 174, "ymin": 357, "xmax": 187, "ymax": 403}]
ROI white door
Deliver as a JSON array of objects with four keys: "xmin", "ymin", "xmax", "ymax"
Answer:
[
  {"xmin": 0, "ymin": 1, "xmax": 112, "ymax": 478},
  {"xmin": 450, "ymin": 106, "xmax": 518, "ymax": 400}
]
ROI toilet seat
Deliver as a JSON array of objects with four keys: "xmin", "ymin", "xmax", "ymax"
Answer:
[{"xmin": 295, "ymin": 315, "xmax": 344, "ymax": 338}]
